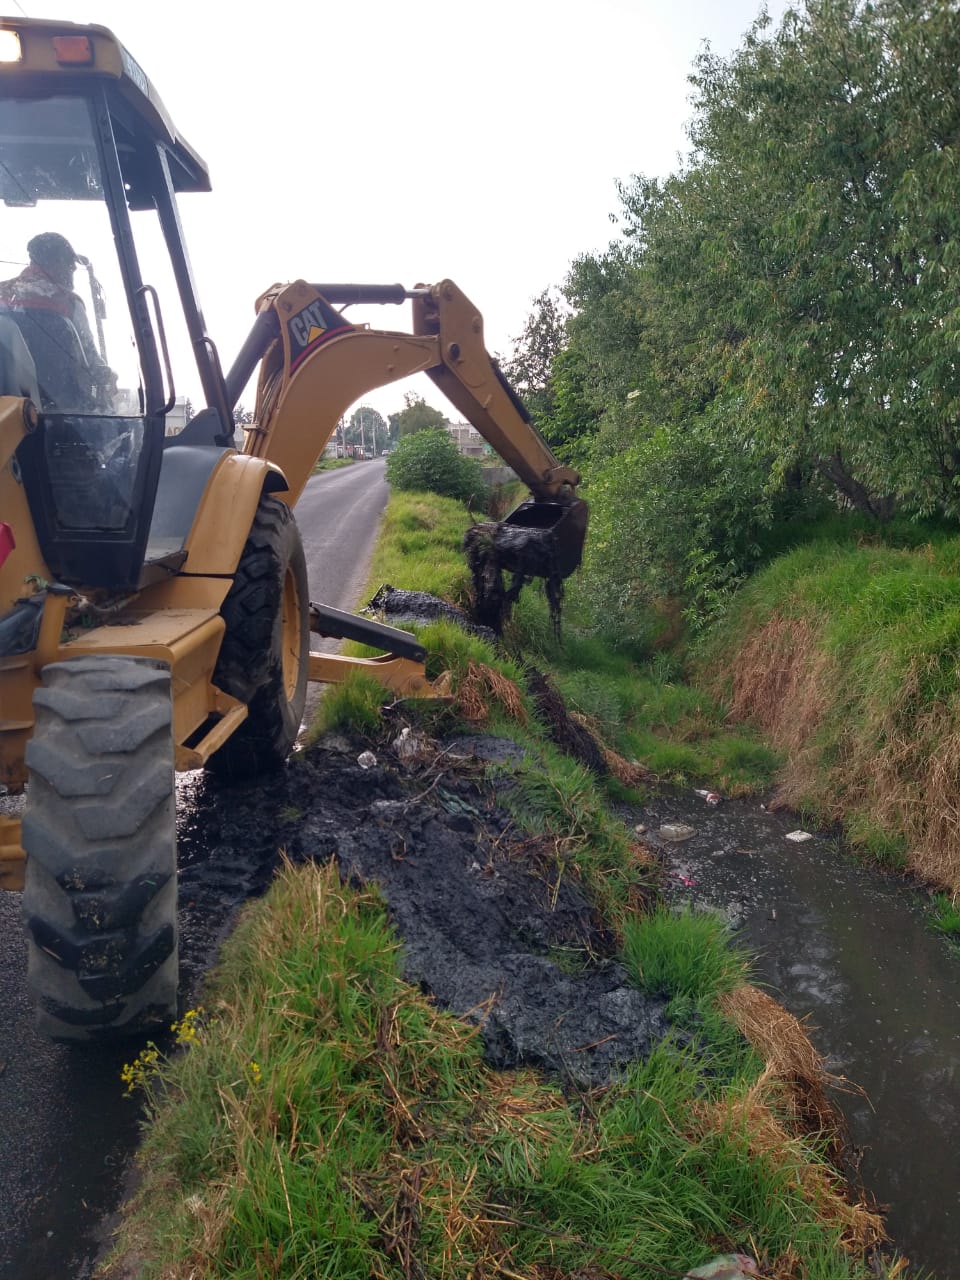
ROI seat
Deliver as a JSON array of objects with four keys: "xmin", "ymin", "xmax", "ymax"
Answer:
[
  {"xmin": 0, "ymin": 307, "xmax": 92, "ymax": 412},
  {"xmin": 0, "ymin": 314, "xmax": 40, "ymax": 403}
]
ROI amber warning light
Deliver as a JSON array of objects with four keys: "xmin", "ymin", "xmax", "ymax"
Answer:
[
  {"xmin": 53, "ymin": 35, "xmax": 94, "ymax": 65},
  {"xmin": 0, "ymin": 30, "xmax": 22, "ymax": 62}
]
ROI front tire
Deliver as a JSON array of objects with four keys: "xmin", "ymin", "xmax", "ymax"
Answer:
[
  {"xmin": 22, "ymin": 656, "xmax": 178, "ymax": 1041},
  {"xmin": 208, "ymin": 495, "xmax": 309, "ymax": 778}
]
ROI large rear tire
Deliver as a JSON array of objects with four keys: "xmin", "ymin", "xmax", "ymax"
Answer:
[
  {"xmin": 208, "ymin": 495, "xmax": 309, "ymax": 778},
  {"xmin": 21, "ymin": 656, "xmax": 178, "ymax": 1041}
]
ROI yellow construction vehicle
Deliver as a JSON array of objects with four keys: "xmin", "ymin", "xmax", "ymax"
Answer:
[{"xmin": 0, "ymin": 16, "xmax": 587, "ymax": 1039}]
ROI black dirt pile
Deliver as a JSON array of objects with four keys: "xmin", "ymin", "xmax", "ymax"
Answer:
[
  {"xmin": 267, "ymin": 734, "xmax": 672, "ymax": 1086},
  {"xmin": 526, "ymin": 668, "xmax": 609, "ymax": 776},
  {"xmin": 366, "ymin": 584, "xmax": 496, "ymax": 642}
]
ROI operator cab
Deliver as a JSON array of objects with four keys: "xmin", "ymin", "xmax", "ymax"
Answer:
[{"xmin": 0, "ymin": 19, "xmax": 231, "ymax": 589}]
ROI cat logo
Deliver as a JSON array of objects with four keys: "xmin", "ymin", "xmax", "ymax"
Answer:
[
  {"xmin": 287, "ymin": 297, "xmax": 351, "ymax": 371},
  {"xmin": 289, "ymin": 300, "xmax": 330, "ymax": 349}
]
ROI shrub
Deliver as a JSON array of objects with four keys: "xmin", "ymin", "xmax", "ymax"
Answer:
[{"xmin": 386, "ymin": 428, "xmax": 485, "ymax": 504}]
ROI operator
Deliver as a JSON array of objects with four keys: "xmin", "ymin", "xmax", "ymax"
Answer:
[{"xmin": 0, "ymin": 232, "xmax": 117, "ymax": 410}]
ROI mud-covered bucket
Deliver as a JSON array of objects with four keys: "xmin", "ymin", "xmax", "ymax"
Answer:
[{"xmin": 494, "ymin": 497, "xmax": 588, "ymax": 579}]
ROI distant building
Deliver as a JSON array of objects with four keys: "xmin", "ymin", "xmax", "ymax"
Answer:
[
  {"xmin": 446, "ymin": 421, "xmax": 486, "ymax": 457},
  {"xmin": 163, "ymin": 397, "xmax": 191, "ymax": 437}
]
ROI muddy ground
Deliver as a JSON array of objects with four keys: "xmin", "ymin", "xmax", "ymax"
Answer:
[{"xmin": 180, "ymin": 727, "xmax": 672, "ymax": 1088}]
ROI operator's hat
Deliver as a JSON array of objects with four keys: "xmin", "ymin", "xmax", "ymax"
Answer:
[{"xmin": 27, "ymin": 232, "xmax": 79, "ymax": 271}]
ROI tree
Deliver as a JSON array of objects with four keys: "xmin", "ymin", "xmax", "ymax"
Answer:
[
  {"xmin": 385, "ymin": 428, "xmax": 484, "ymax": 504},
  {"xmin": 608, "ymin": 0, "xmax": 960, "ymax": 521},
  {"xmin": 546, "ymin": 0, "xmax": 960, "ymax": 626},
  {"xmin": 395, "ymin": 393, "xmax": 447, "ymax": 438},
  {"xmin": 346, "ymin": 405, "xmax": 387, "ymax": 454},
  {"xmin": 500, "ymin": 289, "xmax": 568, "ymax": 420}
]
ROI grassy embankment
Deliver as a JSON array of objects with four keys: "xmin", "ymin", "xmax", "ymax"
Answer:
[
  {"xmin": 102, "ymin": 491, "xmax": 902, "ymax": 1280},
  {"xmin": 693, "ymin": 519, "xmax": 960, "ymax": 903}
]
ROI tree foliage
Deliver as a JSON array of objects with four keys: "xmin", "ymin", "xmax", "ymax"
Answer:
[
  {"xmin": 543, "ymin": 0, "xmax": 960, "ymax": 622},
  {"xmin": 501, "ymin": 290, "xmax": 601, "ymax": 463},
  {"xmin": 395, "ymin": 393, "xmax": 447, "ymax": 438},
  {"xmin": 385, "ymin": 428, "xmax": 485, "ymax": 504},
  {"xmin": 346, "ymin": 405, "xmax": 387, "ymax": 454}
]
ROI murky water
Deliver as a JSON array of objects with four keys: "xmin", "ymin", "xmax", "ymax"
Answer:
[{"xmin": 638, "ymin": 792, "xmax": 960, "ymax": 1279}]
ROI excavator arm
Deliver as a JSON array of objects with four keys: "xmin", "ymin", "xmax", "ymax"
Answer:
[{"xmin": 238, "ymin": 277, "xmax": 586, "ymax": 628}]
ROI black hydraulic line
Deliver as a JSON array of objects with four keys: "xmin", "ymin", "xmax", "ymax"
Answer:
[
  {"xmin": 493, "ymin": 360, "xmax": 534, "ymax": 425},
  {"xmin": 310, "ymin": 283, "xmax": 423, "ymax": 306},
  {"xmin": 224, "ymin": 309, "xmax": 281, "ymax": 409}
]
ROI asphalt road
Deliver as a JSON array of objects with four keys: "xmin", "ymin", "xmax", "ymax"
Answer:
[{"xmin": 0, "ymin": 459, "xmax": 389, "ymax": 1279}]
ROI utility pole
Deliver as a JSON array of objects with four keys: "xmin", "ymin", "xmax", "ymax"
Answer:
[{"xmin": 360, "ymin": 407, "xmax": 366, "ymax": 460}]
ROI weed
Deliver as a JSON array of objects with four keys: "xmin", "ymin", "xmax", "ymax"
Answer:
[
  {"xmin": 310, "ymin": 671, "xmax": 388, "ymax": 736},
  {"xmin": 622, "ymin": 907, "xmax": 750, "ymax": 1001},
  {"xmin": 930, "ymin": 892, "xmax": 960, "ymax": 937}
]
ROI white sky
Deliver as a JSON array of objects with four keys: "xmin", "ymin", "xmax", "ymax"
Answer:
[{"xmin": 22, "ymin": 0, "xmax": 787, "ymax": 422}]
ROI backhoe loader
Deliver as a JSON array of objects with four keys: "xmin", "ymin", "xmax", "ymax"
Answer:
[{"xmin": 0, "ymin": 16, "xmax": 587, "ymax": 1039}]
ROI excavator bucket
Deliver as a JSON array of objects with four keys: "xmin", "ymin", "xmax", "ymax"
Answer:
[
  {"xmin": 463, "ymin": 497, "xmax": 588, "ymax": 633},
  {"xmin": 497, "ymin": 498, "xmax": 588, "ymax": 579}
]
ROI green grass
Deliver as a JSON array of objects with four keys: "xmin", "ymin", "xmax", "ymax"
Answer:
[
  {"xmin": 623, "ymin": 906, "xmax": 749, "ymax": 1001},
  {"xmin": 494, "ymin": 741, "xmax": 654, "ymax": 931},
  {"xmin": 311, "ymin": 671, "xmax": 391, "ymax": 736},
  {"xmin": 930, "ymin": 892, "xmax": 960, "ymax": 938},
  {"xmin": 359, "ymin": 490, "xmax": 475, "ymax": 605},
  {"xmin": 510, "ymin": 582, "xmax": 780, "ymax": 796},
  {"xmin": 102, "ymin": 862, "xmax": 886, "ymax": 1280},
  {"xmin": 313, "ymin": 456, "xmax": 356, "ymax": 473}
]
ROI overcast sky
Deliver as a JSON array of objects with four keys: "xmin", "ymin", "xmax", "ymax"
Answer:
[{"xmin": 25, "ymin": 0, "xmax": 787, "ymax": 421}]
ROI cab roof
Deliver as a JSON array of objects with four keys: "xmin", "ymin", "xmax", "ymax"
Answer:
[{"xmin": 0, "ymin": 15, "xmax": 210, "ymax": 193}]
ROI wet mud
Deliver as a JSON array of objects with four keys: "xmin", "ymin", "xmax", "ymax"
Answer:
[
  {"xmin": 365, "ymin": 584, "xmax": 495, "ymax": 641},
  {"xmin": 254, "ymin": 734, "xmax": 670, "ymax": 1085}
]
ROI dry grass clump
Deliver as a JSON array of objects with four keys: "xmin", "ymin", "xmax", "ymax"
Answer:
[
  {"xmin": 569, "ymin": 709, "xmax": 652, "ymax": 787},
  {"xmin": 456, "ymin": 660, "xmax": 529, "ymax": 726},
  {"xmin": 712, "ymin": 985, "xmax": 886, "ymax": 1257},
  {"xmin": 719, "ymin": 985, "xmax": 823, "ymax": 1081},
  {"xmin": 690, "ymin": 1069, "xmax": 886, "ymax": 1257},
  {"xmin": 719, "ymin": 985, "xmax": 836, "ymax": 1132},
  {"xmin": 723, "ymin": 614, "xmax": 833, "ymax": 756},
  {"xmin": 602, "ymin": 748, "xmax": 652, "ymax": 788}
]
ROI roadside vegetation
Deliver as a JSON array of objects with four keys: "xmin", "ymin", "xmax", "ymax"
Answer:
[
  {"xmin": 493, "ymin": 0, "xmax": 960, "ymax": 899},
  {"xmin": 103, "ymin": 482, "xmax": 902, "ymax": 1279},
  {"xmin": 102, "ymin": 861, "xmax": 887, "ymax": 1280},
  {"xmin": 695, "ymin": 525, "xmax": 960, "ymax": 890},
  {"xmin": 312, "ymin": 456, "xmax": 355, "ymax": 473}
]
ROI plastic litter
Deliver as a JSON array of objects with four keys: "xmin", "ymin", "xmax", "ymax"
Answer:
[
  {"xmin": 785, "ymin": 829, "xmax": 813, "ymax": 843},
  {"xmin": 693, "ymin": 788, "xmax": 722, "ymax": 805},
  {"xmin": 634, "ymin": 823, "xmax": 647, "ymax": 835},
  {"xmin": 659, "ymin": 822, "xmax": 697, "ymax": 842},
  {"xmin": 357, "ymin": 750, "xmax": 378, "ymax": 770},
  {"xmin": 392, "ymin": 726, "xmax": 434, "ymax": 763},
  {"xmin": 685, "ymin": 1254, "xmax": 759, "ymax": 1279}
]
